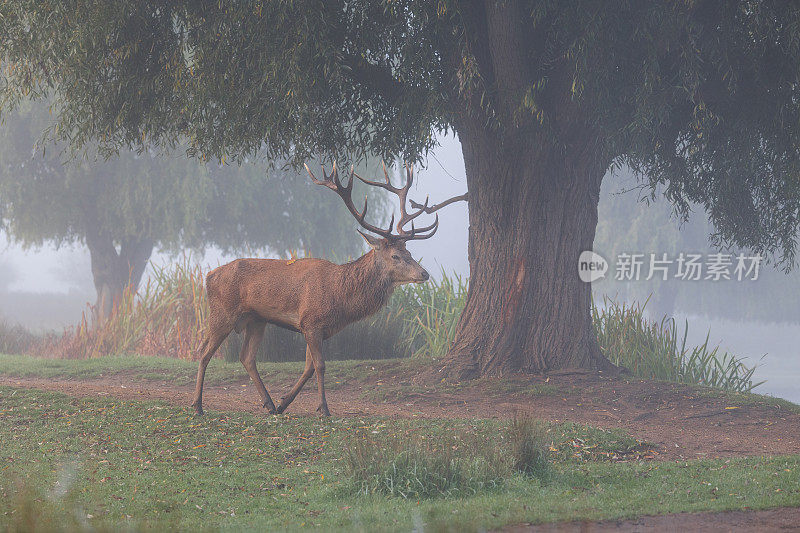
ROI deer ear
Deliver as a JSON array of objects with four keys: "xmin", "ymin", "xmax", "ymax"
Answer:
[{"xmin": 358, "ymin": 230, "xmax": 384, "ymax": 250}]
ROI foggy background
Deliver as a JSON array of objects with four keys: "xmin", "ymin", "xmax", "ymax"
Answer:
[{"xmin": 1, "ymin": 133, "xmax": 798, "ymax": 402}]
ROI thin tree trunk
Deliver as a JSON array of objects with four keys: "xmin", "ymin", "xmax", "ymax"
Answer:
[
  {"xmin": 444, "ymin": 124, "xmax": 614, "ymax": 379},
  {"xmin": 85, "ymin": 226, "xmax": 153, "ymax": 325}
]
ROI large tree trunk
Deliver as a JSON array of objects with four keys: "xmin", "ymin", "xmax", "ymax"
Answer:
[
  {"xmin": 444, "ymin": 123, "xmax": 614, "ymax": 379},
  {"xmin": 85, "ymin": 226, "xmax": 153, "ymax": 325}
]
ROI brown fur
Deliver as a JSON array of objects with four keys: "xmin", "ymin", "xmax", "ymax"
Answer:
[{"xmin": 191, "ymin": 238, "xmax": 429, "ymax": 416}]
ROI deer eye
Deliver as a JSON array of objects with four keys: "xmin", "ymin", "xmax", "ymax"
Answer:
[{"xmin": 391, "ymin": 254, "xmax": 401, "ymax": 261}]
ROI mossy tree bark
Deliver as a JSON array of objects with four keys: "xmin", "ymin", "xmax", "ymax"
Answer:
[{"xmin": 444, "ymin": 120, "xmax": 613, "ymax": 378}]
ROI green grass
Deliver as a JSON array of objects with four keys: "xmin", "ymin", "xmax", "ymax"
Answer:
[
  {"xmin": 344, "ymin": 416, "xmax": 552, "ymax": 499},
  {"xmin": 0, "ymin": 353, "xmax": 243, "ymax": 386},
  {"xmin": 1, "ymin": 386, "xmax": 799, "ymax": 531},
  {"xmin": 0, "ymin": 353, "xmax": 428, "ymax": 389},
  {"xmin": 693, "ymin": 387, "xmax": 800, "ymax": 414}
]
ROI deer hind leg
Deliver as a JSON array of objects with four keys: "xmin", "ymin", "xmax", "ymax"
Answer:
[
  {"xmin": 192, "ymin": 314, "xmax": 234, "ymax": 416},
  {"xmin": 239, "ymin": 320, "xmax": 276, "ymax": 413},
  {"xmin": 275, "ymin": 344, "xmax": 314, "ymax": 414},
  {"xmin": 305, "ymin": 330, "xmax": 330, "ymax": 416}
]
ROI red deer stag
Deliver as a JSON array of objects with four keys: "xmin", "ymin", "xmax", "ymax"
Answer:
[{"xmin": 192, "ymin": 162, "xmax": 465, "ymax": 416}]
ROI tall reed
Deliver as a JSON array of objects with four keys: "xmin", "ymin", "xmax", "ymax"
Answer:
[
  {"xmin": 592, "ymin": 296, "xmax": 761, "ymax": 392},
  {"xmin": 393, "ymin": 271, "xmax": 468, "ymax": 359},
  {"xmin": 36, "ymin": 256, "xmax": 207, "ymax": 359}
]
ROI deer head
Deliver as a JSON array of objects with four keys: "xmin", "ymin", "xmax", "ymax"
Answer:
[
  {"xmin": 305, "ymin": 161, "xmax": 465, "ymax": 284},
  {"xmin": 358, "ymin": 231, "xmax": 430, "ymax": 284}
]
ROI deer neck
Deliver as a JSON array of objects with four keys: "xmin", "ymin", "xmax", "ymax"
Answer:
[{"xmin": 337, "ymin": 251, "xmax": 395, "ymax": 320}]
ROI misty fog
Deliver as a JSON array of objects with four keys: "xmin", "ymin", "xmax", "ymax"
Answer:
[{"xmin": 1, "ymin": 133, "xmax": 798, "ymax": 402}]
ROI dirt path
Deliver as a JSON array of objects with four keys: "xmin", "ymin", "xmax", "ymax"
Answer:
[{"xmin": 1, "ymin": 368, "xmax": 798, "ymax": 462}]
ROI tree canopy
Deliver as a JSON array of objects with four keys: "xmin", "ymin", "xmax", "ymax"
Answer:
[
  {"xmin": 4, "ymin": 1, "xmax": 800, "ymax": 374},
  {"xmin": 0, "ymin": 100, "xmax": 373, "ymax": 256},
  {"xmin": 3, "ymin": 1, "xmax": 800, "ymax": 263}
]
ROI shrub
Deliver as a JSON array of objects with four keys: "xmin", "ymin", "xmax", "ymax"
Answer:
[
  {"xmin": 506, "ymin": 416, "xmax": 551, "ymax": 481},
  {"xmin": 344, "ymin": 416, "xmax": 550, "ymax": 499},
  {"xmin": 0, "ymin": 318, "xmax": 45, "ymax": 355}
]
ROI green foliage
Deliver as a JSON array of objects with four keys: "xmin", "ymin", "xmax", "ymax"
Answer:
[
  {"xmin": 593, "ymin": 297, "xmax": 760, "ymax": 393},
  {"xmin": 4, "ymin": 2, "xmax": 800, "ymax": 262}
]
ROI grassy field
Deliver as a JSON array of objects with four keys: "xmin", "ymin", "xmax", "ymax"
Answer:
[
  {"xmin": 1, "ymin": 378, "xmax": 799, "ymax": 531},
  {"xmin": 0, "ymin": 354, "xmax": 430, "ymax": 398},
  {"xmin": 0, "ymin": 264, "xmax": 791, "ymax": 530}
]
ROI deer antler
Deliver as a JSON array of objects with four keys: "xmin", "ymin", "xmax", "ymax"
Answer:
[
  {"xmin": 305, "ymin": 162, "xmax": 396, "ymax": 240},
  {"xmin": 307, "ymin": 161, "xmax": 467, "ymax": 242}
]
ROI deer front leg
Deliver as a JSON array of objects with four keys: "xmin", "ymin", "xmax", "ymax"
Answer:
[
  {"xmin": 275, "ymin": 345, "xmax": 314, "ymax": 414},
  {"xmin": 239, "ymin": 321, "xmax": 277, "ymax": 414},
  {"xmin": 192, "ymin": 318, "xmax": 233, "ymax": 416},
  {"xmin": 305, "ymin": 330, "xmax": 330, "ymax": 416}
]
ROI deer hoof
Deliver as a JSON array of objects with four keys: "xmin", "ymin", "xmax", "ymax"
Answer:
[
  {"xmin": 263, "ymin": 400, "xmax": 277, "ymax": 414},
  {"xmin": 317, "ymin": 405, "xmax": 331, "ymax": 417},
  {"xmin": 192, "ymin": 403, "xmax": 204, "ymax": 416}
]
